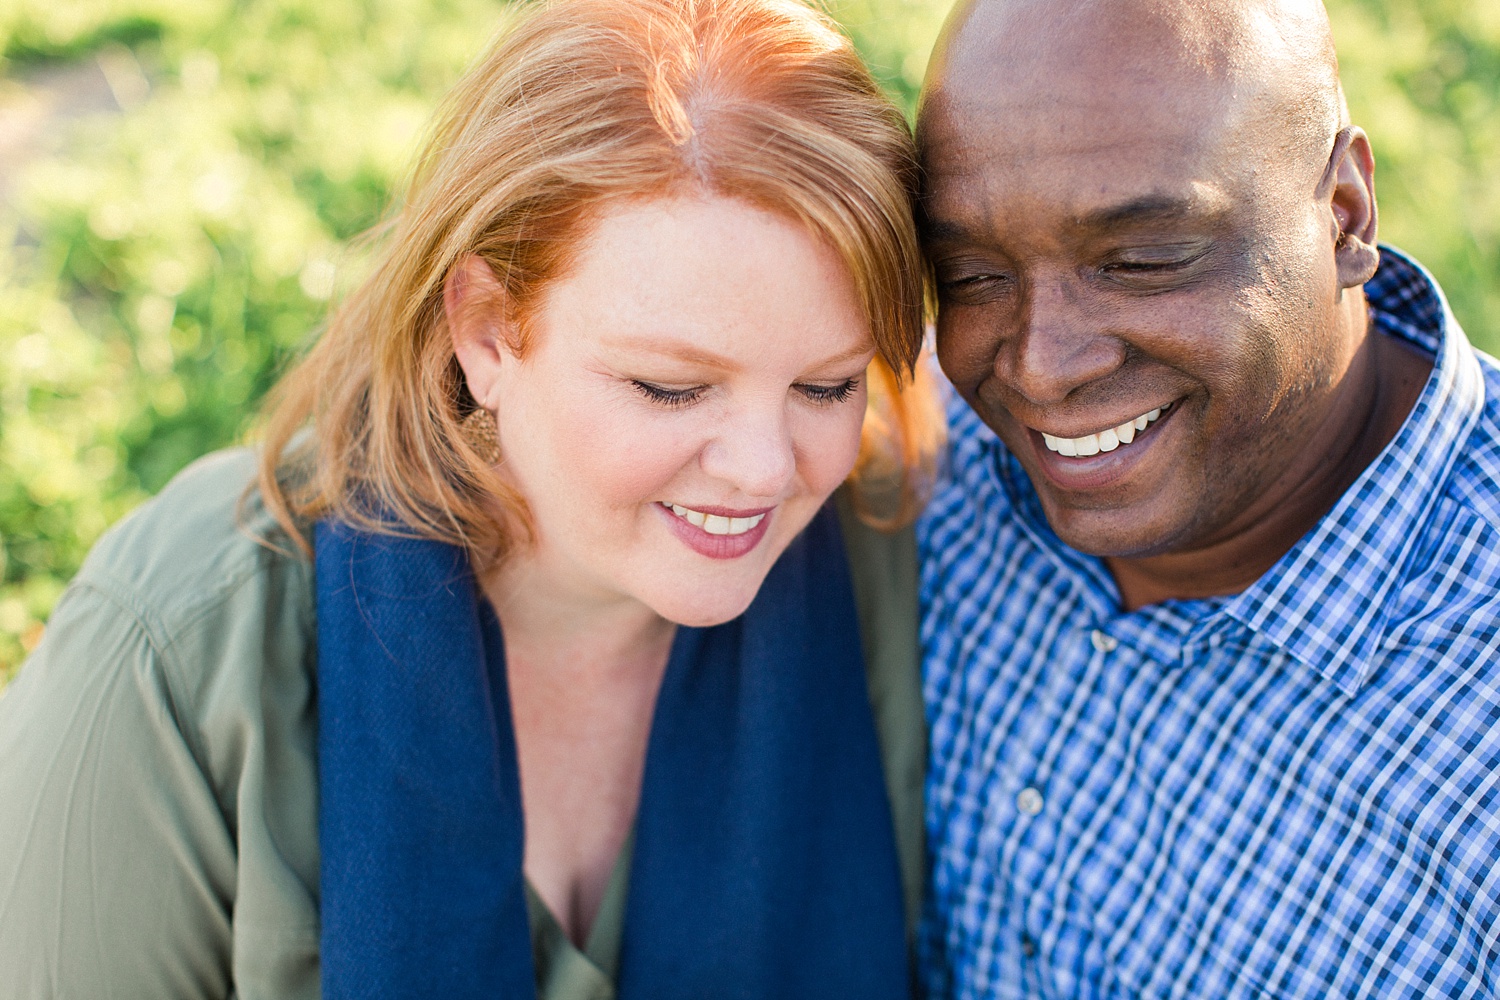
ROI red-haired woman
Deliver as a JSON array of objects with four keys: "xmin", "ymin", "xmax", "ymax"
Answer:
[{"xmin": 0, "ymin": 0, "xmax": 940, "ymax": 996}]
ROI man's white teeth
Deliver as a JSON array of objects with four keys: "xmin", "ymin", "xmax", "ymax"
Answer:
[
  {"xmin": 1042, "ymin": 407, "xmax": 1165, "ymax": 457},
  {"xmin": 667, "ymin": 503, "xmax": 766, "ymax": 536}
]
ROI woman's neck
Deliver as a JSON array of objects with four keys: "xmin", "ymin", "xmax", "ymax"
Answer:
[
  {"xmin": 480, "ymin": 546, "xmax": 676, "ymax": 947},
  {"xmin": 482, "ymin": 546, "xmax": 676, "ymax": 670}
]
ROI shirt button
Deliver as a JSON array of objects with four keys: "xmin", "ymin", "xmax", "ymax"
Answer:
[
  {"xmin": 1091, "ymin": 629, "xmax": 1118, "ymax": 652},
  {"xmin": 1020, "ymin": 934, "xmax": 1038, "ymax": 958},
  {"xmin": 1016, "ymin": 786, "xmax": 1044, "ymax": 816}
]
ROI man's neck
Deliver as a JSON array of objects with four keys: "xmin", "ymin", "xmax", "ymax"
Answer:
[{"xmin": 1105, "ymin": 324, "xmax": 1432, "ymax": 612}]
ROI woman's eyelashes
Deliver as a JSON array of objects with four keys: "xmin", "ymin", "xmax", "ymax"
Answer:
[
  {"xmin": 796, "ymin": 378, "xmax": 859, "ymax": 405},
  {"xmin": 631, "ymin": 380, "xmax": 705, "ymax": 408},
  {"xmin": 629, "ymin": 378, "xmax": 861, "ymax": 408}
]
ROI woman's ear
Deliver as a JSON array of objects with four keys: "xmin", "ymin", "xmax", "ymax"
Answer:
[{"xmin": 445, "ymin": 254, "xmax": 519, "ymax": 410}]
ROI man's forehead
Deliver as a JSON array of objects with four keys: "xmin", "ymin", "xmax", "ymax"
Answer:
[
  {"xmin": 920, "ymin": 86, "xmax": 1230, "ymax": 168},
  {"xmin": 921, "ymin": 3, "xmax": 1247, "ymax": 150},
  {"xmin": 930, "ymin": 0, "xmax": 1328, "ymax": 83},
  {"xmin": 920, "ymin": 85, "xmax": 1240, "ymax": 225},
  {"xmin": 932, "ymin": 0, "xmax": 1233, "ymax": 91},
  {"xmin": 920, "ymin": 0, "xmax": 1342, "ymax": 187}
]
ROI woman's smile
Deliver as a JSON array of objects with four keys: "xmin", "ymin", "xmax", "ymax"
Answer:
[{"xmin": 657, "ymin": 501, "xmax": 775, "ymax": 559}]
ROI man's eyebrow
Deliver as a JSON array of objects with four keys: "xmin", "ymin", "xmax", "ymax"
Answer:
[
  {"xmin": 921, "ymin": 195, "xmax": 1206, "ymax": 243},
  {"xmin": 919, "ymin": 217, "xmax": 974, "ymax": 244},
  {"xmin": 1078, "ymin": 194, "xmax": 1199, "ymax": 229}
]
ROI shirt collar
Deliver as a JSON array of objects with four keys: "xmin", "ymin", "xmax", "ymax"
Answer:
[
  {"xmin": 1220, "ymin": 247, "xmax": 1484, "ymax": 693},
  {"xmin": 976, "ymin": 247, "xmax": 1484, "ymax": 694}
]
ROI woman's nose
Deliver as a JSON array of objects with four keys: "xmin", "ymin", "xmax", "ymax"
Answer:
[{"xmin": 699, "ymin": 404, "xmax": 796, "ymax": 500}]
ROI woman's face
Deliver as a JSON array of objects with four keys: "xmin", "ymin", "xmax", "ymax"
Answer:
[{"xmin": 456, "ymin": 196, "xmax": 875, "ymax": 627}]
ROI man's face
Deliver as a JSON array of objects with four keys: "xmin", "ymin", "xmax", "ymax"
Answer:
[{"xmin": 920, "ymin": 42, "xmax": 1352, "ymax": 559}]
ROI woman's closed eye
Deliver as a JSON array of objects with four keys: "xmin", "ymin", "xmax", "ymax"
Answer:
[
  {"xmin": 632, "ymin": 380, "xmax": 707, "ymax": 408},
  {"xmin": 796, "ymin": 378, "xmax": 859, "ymax": 405},
  {"xmin": 630, "ymin": 377, "xmax": 861, "ymax": 408}
]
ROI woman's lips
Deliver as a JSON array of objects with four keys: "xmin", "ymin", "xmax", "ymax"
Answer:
[{"xmin": 657, "ymin": 501, "xmax": 774, "ymax": 559}]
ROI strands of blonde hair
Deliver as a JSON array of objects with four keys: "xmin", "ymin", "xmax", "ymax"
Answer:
[{"xmin": 256, "ymin": 0, "xmax": 941, "ymax": 560}]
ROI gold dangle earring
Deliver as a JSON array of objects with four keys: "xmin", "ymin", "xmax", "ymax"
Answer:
[{"xmin": 459, "ymin": 407, "xmax": 502, "ymax": 465}]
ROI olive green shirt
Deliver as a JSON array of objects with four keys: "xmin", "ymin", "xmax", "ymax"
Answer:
[{"xmin": 0, "ymin": 450, "xmax": 923, "ymax": 999}]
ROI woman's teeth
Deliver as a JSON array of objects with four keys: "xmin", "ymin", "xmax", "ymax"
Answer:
[
  {"xmin": 1042, "ymin": 406, "xmax": 1166, "ymax": 458},
  {"xmin": 664, "ymin": 503, "xmax": 766, "ymax": 536}
]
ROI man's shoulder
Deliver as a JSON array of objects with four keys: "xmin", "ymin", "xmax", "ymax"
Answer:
[
  {"xmin": 1390, "ymin": 348, "xmax": 1500, "ymax": 639},
  {"xmin": 71, "ymin": 447, "xmax": 313, "ymax": 649},
  {"xmin": 1445, "ymin": 348, "xmax": 1500, "ymax": 524}
]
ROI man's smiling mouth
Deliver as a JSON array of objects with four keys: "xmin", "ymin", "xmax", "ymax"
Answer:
[{"xmin": 1040, "ymin": 403, "xmax": 1174, "ymax": 457}]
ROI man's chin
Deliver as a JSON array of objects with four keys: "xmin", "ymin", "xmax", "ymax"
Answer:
[{"xmin": 1038, "ymin": 496, "xmax": 1190, "ymax": 560}]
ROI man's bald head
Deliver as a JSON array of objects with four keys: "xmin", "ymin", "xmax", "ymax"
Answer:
[{"xmin": 922, "ymin": 0, "xmax": 1346, "ymax": 184}]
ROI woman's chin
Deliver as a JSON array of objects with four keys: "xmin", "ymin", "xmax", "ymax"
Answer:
[{"xmin": 648, "ymin": 587, "xmax": 761, "ymax": 630}]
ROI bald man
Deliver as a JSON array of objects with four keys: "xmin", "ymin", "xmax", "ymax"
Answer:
[{"xmin": 915, "ymin": 0, "xmax": 1500, "ymax": 996}]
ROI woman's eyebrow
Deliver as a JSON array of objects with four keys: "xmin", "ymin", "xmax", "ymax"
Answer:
[
  {"xmin": 608, "ymin": 338, "xmax": 741, "ymax": 372},
  {"xmin": 806, "ymin": 343, "xmax": 880, "ymax": 371},
  {"xmin": 605, "ymin": 339, "xmax": 874, "ymax": 372}
]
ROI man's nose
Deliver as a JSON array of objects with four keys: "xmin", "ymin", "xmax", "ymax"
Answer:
[
  {"xmin": 1000, "ymin": 275, "xmax": 1124, "ymax": 406},
  {"xmin": 699, "ymin": 403, "xmax": 796, "ymax": 500}
]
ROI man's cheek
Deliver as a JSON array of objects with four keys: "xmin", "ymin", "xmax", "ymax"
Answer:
[
  {"xmin": 972, "ymin": 376, "xmax": 1026, "ymax": 435},
  {"xmin": 936, "ymin": 315, "xmax": 1003, "ymax": 393}
]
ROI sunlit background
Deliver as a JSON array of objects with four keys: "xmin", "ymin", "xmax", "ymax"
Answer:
[{"xmin": 1, "ymin": 0, "xmax": 1496, "ymax": 682}]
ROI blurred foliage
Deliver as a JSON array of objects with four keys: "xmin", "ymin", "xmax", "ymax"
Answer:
[
  {"xmin": 0, "ymin": 0, "xmax": 1496, "ymax": 683},
  {"xmin": 1330, "ymin": 0, "xmax": 1500, "ymax": 358}
]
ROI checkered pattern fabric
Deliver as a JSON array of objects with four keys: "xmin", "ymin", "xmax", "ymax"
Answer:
[{"xmin": 918, "ymin": 248, "xmax": 1500, "ymax": 1000}]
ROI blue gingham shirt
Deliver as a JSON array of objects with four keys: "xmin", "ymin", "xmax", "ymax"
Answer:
[{"xmin": 918, "ymin": 248, "xmax": 1500, "ymax": 1000}]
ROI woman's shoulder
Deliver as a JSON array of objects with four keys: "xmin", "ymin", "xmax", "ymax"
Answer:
[
  {"xmin": 832, "ymin": 490, "xmax": 925, "ymax": 938},
  {"xmin": 39, "ymin": 447, "xmax": 319, "ymax": 791},
  {"xmin": 47, "ymin": 445, "xmax": 320, "ymax": 812},
  {"xmin": 72, "ymin": 447, "xmax": 313, "ymax": 639},
  {"xmin": 0, "ymin": 448, "xmax": 322, "ymax": 997}
]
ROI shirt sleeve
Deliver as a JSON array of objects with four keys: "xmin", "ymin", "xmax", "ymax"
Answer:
[{"xmin": 0, "ymin": 583, "xmax": 238, "ymax": 999}]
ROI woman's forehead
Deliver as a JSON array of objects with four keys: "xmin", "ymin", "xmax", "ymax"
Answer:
[{"xmin": 527, "ymin": 195, "xmax": 872, "ymax": 367}]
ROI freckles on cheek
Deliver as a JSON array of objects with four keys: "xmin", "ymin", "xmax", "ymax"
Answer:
[
  {"xmin": 797, "ymin": 411, "xmax": 868, "ymax": 496},
  {"xmin": 561, "ymin": 401, "xmax": 703, "ymax": 506}
]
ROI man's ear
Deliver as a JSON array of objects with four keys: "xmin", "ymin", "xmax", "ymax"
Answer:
[
  {"xmin": 445, "ymin": 254, "xmax": 520, "ymax": 410},
  {"xmin": 1323, "ymin": 126, "xmax": 1380, "ymax": 289}
]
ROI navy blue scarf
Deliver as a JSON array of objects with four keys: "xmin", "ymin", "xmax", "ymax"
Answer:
[{"xmin": 315, "ymin": 506, "xmax": 909, "ymax": 999}]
